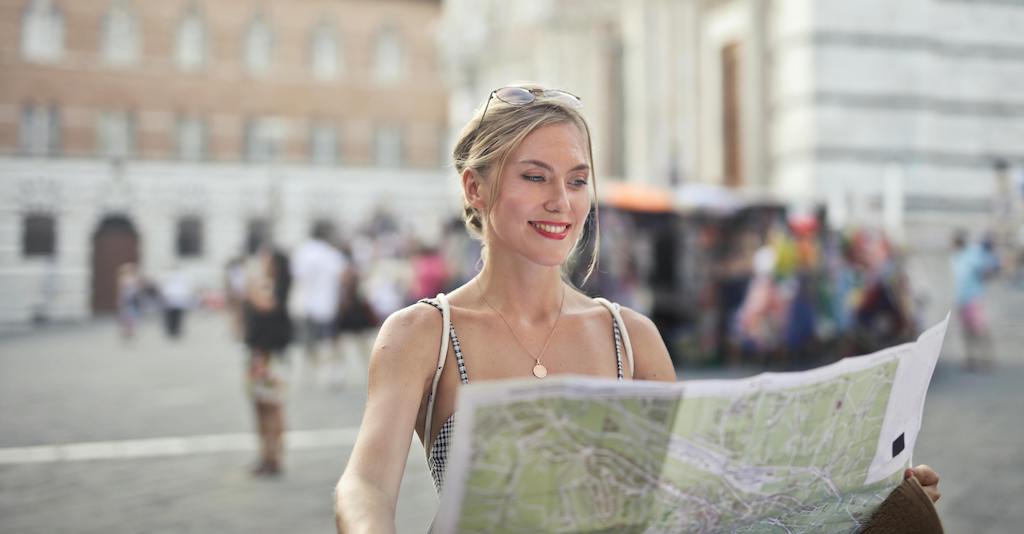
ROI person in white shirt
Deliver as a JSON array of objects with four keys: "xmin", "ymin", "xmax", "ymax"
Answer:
[
  {"xmin": 159, "ymin": 263, "xmax": 194, "ymax": 340},
  {"xmin": 290, "ymin": 223, "xmax": 347, "ymax": 379}
]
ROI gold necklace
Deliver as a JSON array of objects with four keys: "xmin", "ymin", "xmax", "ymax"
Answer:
[{"xmin": 477, "ymin": 279, "xmax": 566, "ymax": 378}]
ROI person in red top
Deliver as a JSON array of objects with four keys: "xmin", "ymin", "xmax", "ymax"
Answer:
[{"xmin": 409, "ymin": 244, "xmax": 449, "ymax": 302}]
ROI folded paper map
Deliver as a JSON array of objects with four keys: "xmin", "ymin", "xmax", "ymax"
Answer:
[{"xmin": 434, "ymin": 315, "xmax": 948, "ymax": 533}]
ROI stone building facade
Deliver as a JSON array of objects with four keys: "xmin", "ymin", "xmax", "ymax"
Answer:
[
  {"xmin": 1, "ymin": 0, "xmax": 455, "ymax": 324},
  {"xmin": 440, "ymin": 0, "xmax": 1024, "ymax": 244}
]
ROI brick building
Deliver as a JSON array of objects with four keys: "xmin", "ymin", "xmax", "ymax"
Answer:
[{"xmin": 0, "ymin": 0, "xmax": 455, "ymax": 324}]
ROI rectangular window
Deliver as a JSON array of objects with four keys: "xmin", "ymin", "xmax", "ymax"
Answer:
[
  {"xmin": 374, "ymin": 124, "xmax": 403, "ymax": 168},
  {"xmin": 246, "ymin": 217, "xmax": 269, "ymax": 252},
  {"xmin": 97, "ymin": 111, "xmax": 135, "ymax": 159},
  {"xmin": 244, "ymin": 117, "xmax": 284, "ymax": 163},
  {"xmin": 101, "ymin": 2, "xmax": 140, "ymax": 66},
  {"xmin": 245, "ymin": 18, "xmax": 273, "ymax": 74},
  {"xmin": 309, "ymin": 121, "xmax": 338, "ymax": 166},
  {"xmin": 372, "ymin": 27, "xmax": 402, "ymax": 83},
  {"xmin": 19, "ymin": 104, "xmax": 60, "ymax": 156},
  {"xmin": 175, "ymin": 216, "xmax": 203, "ymax": 257},
  {"xmin": 310, "ymin": 24, "xmax": 340, "ymax": 80},
  {"xmin": 177, "ymin": 116, "xmax": 207, "ymax": 161},
  {"xmin": 21, "ymin": 0, "xmax": 65, "ymax": 63},
  {"xmin": 23, "ymin": 213, "xmax": 56, "ymax": 257},
  {"xmin": 176, "ymin": 9, "xmax": 206, "ymax": 70}
]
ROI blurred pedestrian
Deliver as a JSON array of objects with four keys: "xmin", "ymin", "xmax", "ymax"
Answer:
[
  {"xmin": 851, "ymin": 229, "xmax": 913, "ymax": 353},
  {"xmin": 333, "ymin": 263, "xmax": 378, "ymax": 387},
  {"xmin": 290, "ymin": 222, "xmax": 347, "ymax": 382},
  {"xmin": 408, "ymin": 243, "xmax": 448, "ymax": 302},
  {"xmin": 951, "ymin": 229, "xmax": 999, "ymax": 370},
  {"xmin": 244, "ymin": 247, "xmax": 293, "ymax": 476},
  {"xmin": 158, "ymin": 262, "xmax": 193, "ymax": 340},
  {"xmin": 736, "ymin": 232, "xmax": 785, "ymax": 363},
  {"xmin": 116, "ymin": 262, "xmax": 144, "ymax": 341}
]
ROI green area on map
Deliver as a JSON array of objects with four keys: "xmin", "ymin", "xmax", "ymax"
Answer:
[{"xmin": 455, "ymin": 360, "xmax": 903, "ymax": 533}]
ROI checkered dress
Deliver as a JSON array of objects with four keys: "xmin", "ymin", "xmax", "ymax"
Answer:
[{"xmin": 418, "ymin": 298, "xmax": 627, "ymax": 494}]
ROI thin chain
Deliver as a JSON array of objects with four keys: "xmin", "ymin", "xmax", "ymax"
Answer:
[{"xmin": 477, "ymin": 278, "xmax": 566, "ymax": 366}]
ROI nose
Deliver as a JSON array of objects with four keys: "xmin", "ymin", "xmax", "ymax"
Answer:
[{"xmin": 544, "ymin": 181, "xmax": 571, "ymax": 213}]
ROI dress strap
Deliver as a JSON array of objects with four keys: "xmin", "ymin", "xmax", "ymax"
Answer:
[
  {"xmin": 594, "ymin": 298, "xmax": 635, "ymax": 378},
  {"xmin": 419, "ymin": 293, "xmax": 450, "ymax": 449},
  {"xmin": 417, "ymin": 293, "xmax": 470, "ymax": 447}
]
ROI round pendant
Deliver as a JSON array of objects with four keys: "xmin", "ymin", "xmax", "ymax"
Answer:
[{"xmin": 533, "ymin": 363, "xmax": 548, "ymax": 378}]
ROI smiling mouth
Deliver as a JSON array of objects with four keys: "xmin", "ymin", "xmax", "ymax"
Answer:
[{"xmin": 529, "ymin": 221, "xmax": 571, "ymax": 240}]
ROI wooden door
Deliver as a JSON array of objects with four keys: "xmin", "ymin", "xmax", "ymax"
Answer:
[
  {"xmin": 91, "ymin": 216, "xmax": 139, "ymax": 314},
  {"xmin": 722, "ymin": 41, "xmax": 743, "ymax": 188}
]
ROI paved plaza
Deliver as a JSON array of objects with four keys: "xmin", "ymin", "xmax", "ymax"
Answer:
[{"xmin": 1, "ymin": 266, "xmax": 1022, "ymax": 533}]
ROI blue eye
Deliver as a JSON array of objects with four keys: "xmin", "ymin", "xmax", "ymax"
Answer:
[
  {"xmin": 571, "ymin": 178, "xmax": 589, "ymax": 188},
  {"xmin": 522, "ymin": 174, "xmax": 545, "ymax": 182}
]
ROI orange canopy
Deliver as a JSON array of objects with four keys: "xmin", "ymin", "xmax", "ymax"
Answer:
[{"xmin": 600, "ymin": 181, "xmax": 674, "ymax": 213}]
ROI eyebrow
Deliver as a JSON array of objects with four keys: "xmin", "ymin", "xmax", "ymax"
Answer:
[{"xmin": 517, "ymin": 159, "xmax": 590, "ymax": 173}]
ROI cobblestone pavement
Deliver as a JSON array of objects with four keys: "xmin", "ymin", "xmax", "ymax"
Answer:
[
  {"xmin": 0, "ymin": 315, "xmax": 436, "ymax": 534},
  {"xmin": 1, "ymin": 262, "xmax": 1021, "ymax": 533}
]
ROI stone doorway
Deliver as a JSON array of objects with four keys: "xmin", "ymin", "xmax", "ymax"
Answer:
[{"xmin": 91, "ymin": 215, "xmax": 140, "ymax": 314}]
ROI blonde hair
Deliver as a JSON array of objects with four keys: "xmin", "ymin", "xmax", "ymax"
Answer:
[{"xmin": 452, "ymin": 83, "xmax": 601, "ymax": 286}]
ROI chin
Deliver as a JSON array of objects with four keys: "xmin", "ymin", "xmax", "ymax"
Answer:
[{"xmin": 526, "ymin": 246, "xmax": 574, "ymax": 268}]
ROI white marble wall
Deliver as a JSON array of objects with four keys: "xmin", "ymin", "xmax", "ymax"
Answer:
[
  {"xmin": 0, "ymin": 157, "xmax": 458, "ymax": 325},
  {"xmin": 771, "ymin": 0, "xmax": 1024, "ymax": 239}
]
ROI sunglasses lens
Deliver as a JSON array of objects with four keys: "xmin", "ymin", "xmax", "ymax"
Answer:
[
  {"xmin": 494, "ymin": 87, "xmax": 536, "ymax": 105},
  {"xmin": 542, "ymin": 90, "xmax": 583, "ymax": 109}
]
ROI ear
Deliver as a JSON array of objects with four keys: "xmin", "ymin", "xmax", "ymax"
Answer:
[{"xmin": 462, "ymin": 168, "xmax": 487, "ymax": 210}]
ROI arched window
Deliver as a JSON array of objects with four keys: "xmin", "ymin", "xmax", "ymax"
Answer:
[
  {"xmin": 20, "ymin": 0, "xmax": 64, "ymax": 63},
  {"xmin": 310, "ymin": 22, "xmax": 340, "ymax": 80},
  {"xmin": 175, "ymin": 5, "xmax": 206, "ymax": 70},
  {"xmin": 244, "ymin": 16, "xmax": 273, "ymax": 74},
  {"xmin": 101, "ymin": 0, "xmax": 141, "ymax": 66},
  {"xmin": 372, "ymin": 26, "xmax": 403, "ymax": 83}
]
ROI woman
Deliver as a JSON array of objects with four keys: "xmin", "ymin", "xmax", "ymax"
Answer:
[
  {"xmin": 243, "ymin": 246, "xmax": 293, "ymax": 476},
  {"xmin": 334, "ymin": 84, "xmax": 939, "ymax": 532}
]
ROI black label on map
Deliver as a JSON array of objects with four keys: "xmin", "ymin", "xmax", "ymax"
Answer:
[{"xmin": 892, "ymin": 433, "xmax": 905, "ymax": 457}]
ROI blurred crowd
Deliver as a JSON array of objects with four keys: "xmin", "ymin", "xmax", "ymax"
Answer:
[
  {"xmin": 113, "ymin": 202, "xmax": 1016, "ymax": 375},
  {"xmin": 588, "ymin": 204, "xmax": 968, "ymax": 370},
  {"xmin": 213, "ymin": 212, "xmax": 483, "ymax": 388}
]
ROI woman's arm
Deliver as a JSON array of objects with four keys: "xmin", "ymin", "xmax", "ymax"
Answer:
[
  {"xmin": 618, "ymin": 307, "xmax": 676, "ymax": 382},
  {"xmin": 334, "ymin": 304, "xmax": 440, "ymax": 533}
]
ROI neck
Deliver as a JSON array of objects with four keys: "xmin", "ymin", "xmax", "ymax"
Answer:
[{"xmin": 475, "ymin": 251, "xmax": 567, "ymax": 323}]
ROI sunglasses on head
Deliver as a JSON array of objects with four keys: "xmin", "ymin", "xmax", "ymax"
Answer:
[{"xmin": 479, "ymin": 86, "xmax": 583, "ymax": 127}]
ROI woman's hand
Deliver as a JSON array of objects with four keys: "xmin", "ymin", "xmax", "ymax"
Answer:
[{"xmin": 906, "ymin": 464, "xmax": 941, "ymax": 503}]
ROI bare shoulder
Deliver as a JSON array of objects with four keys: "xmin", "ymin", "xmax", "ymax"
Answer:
[
  {"xmin": 369, "ymin": 301, "xmax": 443, "ymax": 381},
  {"xmin": 617, "ymin": 306, "xmax": 676, "ymax": 382}
]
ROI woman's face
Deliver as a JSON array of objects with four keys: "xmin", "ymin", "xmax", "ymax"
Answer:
[{"xmin": 482, "ymin": 122, "xmax": 592, "ymax": 267}]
